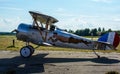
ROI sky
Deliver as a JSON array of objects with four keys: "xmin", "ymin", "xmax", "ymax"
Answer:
[{"xmin": 0, "ymin": 0, "xmax": 120, "ymax": 32}]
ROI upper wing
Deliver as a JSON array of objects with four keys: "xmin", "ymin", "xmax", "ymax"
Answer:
[{"xmin": 29, "ymin": 11, "xmax": 58, "ymax": 25}]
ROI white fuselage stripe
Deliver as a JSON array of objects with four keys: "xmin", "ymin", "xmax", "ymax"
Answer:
[{"xmin": 107, "ymin": 32, "xmax": 115, "ymax": 45}]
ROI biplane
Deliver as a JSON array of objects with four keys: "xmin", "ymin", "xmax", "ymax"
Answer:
[{"xmin": 13, "ymin": 11, "xmax": 120, "ymax": 58}]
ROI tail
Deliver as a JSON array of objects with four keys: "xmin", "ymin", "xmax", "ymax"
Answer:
[{"xmin": 98, "ymin": 32, "xmax": 120, "ymax": 49}]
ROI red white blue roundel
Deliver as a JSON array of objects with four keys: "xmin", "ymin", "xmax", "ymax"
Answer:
[{"xmin": 98, "ymin": 32, "xmax": 120, "ymax": 48}]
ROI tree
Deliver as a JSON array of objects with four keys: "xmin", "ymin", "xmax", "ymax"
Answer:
[
  {"xmin": 97, "ymin": 27, "xmax": 102, "ymax": 36},
  {"xmin": 84, "ymin": 28, "xmax": 90, "ymax": 36},
  {"xmin": 75, "ymin": 30, "xmax": 80, "ymax": 36},
  {"xmin": 101, "ymin": 28, "xmax": 106, "ymax": 35},
  {"xmin": 91, "ymin": 28, "xmax": 98, "ymax": 36},
  {"xmin": 107, "ymin": 28, "xmax": 112, "ymax": 32},
  {"xmin": 102, "ymin": 28, "xmax": 105, "ymax": 32},
  {"xmin": 98, "ymin": 27, "xmax": 101, "ymax": 32},
  {"xmin": 68, "ymin": 29, "xmax": 74, "ymax": 34}
]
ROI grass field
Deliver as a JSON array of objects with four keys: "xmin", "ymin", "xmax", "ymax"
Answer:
[{"xmin": 0, "ymin": 35, "xmax": 120, "ymax": 53}]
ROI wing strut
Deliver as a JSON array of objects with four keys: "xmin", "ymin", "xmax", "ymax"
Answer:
[
  {"xmin": 44, "ymin": 17, "xmax": 50, "ymax": 41},
  {"xmin": 33, "ymin": 15, "xmax": 45, "ymax": 41}
]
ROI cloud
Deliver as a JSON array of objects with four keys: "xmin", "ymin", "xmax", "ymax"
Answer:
[
  {"xmin": 54, "ymin": 10, "xmax": 102, "ymax": 30},
  {"xmin": 56, "ymin": 14, "xmax": 120, "ymax": 31},
  {"xmin": 57, "ymin": 17, "xmax": 94, "ymax": 31},
  {"xmin": 0, "ymin": 17, "xmax": 22, "ymax": 32},
  {"xmin": 0, "ymin": 15, "xmax": 33, "ymax": 32},
  {"xmin": 114, "ymin": 18, "xmax": 120, "ymax": 22}
]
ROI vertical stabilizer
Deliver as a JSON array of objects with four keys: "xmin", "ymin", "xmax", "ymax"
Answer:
[{"xmin": 98, "ymin": 32, "xmax": 120, "ymax": 48}]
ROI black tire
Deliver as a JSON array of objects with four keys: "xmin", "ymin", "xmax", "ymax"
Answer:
[
  {"xmin": 20, "ymin": 46, "xmax": 32, "ymax": 58},
  {"xmin": 27, "ymin": 45, "xmax": 35, "ymax": 54}
]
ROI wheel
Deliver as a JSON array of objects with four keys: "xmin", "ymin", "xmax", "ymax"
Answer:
[
  {"xmin": 28, "ymin": 45, "xmax": 34, "ymax": 54},
  {"xmin": 20, "ymin": 46, "xmax": 32, "ymax": 58},
  {"xmin": 97, "ymin": 55, "xmax": 100, "ymax": 58}
]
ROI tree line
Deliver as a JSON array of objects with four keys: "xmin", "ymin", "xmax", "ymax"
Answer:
[
  {"xmin": 0, "ymin": 32, "xmax": 15, "ymax": 35},
  {"xmin": 67, "ymin": 27, "xmax": 120, "ymax": 36}
]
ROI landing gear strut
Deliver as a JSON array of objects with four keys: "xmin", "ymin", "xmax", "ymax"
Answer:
[
  {"xmin": 92, "ymin": 49, "xmax": 100, "ymax": 58},
  {"xmin": 20, "ymin": 42, "xmax": 34, "ymax": 58}
]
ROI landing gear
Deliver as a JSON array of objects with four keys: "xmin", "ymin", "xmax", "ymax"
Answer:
[
  {"xmin": 20, "ymin": 45, "xmax": 34, "ymax": 58},
  {"xmin": 27, "ymin": 45, "xmax": 35, "ymax": 54},
  {"xmin": 92, "ymin": 49, "xmax": 100, "ymax": 58}
]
